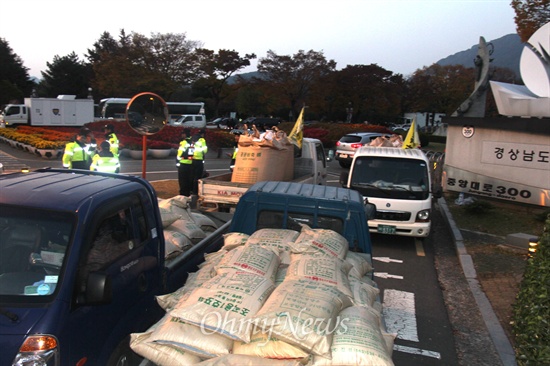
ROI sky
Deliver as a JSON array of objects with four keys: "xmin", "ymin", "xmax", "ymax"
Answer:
[{"xmin": 2, "ymin": 0, "xmax": 518, "ymax": 80}]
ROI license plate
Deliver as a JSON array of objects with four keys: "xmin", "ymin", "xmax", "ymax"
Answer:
[
  {"xmin": 340, "ymin": 154, "xmax": 348, "ymax": 158},
  {"xmin": 378, "ymin": 225, "xmax": 396, "ymax": 234}
]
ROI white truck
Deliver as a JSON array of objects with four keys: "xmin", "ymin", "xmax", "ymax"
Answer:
[
  {"xmin": 0, "ymin": 95, "xmax": 94, "ymax": 127},
  {"xmin": 198, "ymin": 137, "xmax": 329, "ymax": 211},
  {"xmin": 340, "ymin": 146, "xmax": 442, "ymax": 238}
]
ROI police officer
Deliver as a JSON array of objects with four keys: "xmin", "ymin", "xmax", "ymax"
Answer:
[
  {"xmin": 229, "ymin": 130, "xmax": 242, "ymax": 171},
  {"xmin": 191, "ymin": 129, "xmax": 208, "ymax": 194},
  {"xmin": 62, "ymin": 128, "xmax": 93, "ymax": 169},
  {"xmin": 90, "ymin": 141, "xmax": 121, "ymax": 173},
  {"xmin": 176, "ymin": 129, "xmax": 194, "ymax": 196},
  {"xmin": 103, "ymin": 124, "xmax": 119, "ymax": 157}
]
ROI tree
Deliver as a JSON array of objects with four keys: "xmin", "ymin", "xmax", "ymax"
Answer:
[
  {"xmin": 0, "ymin": 38, "xmax": 35, "ymax": 105},
  {"xmin": 37, "ymin": 52, "xmax": 90, "ymax": 98},
  {"xmin": 310, "ymin": 64, "xmax": 405, "ymax": 124},
  {"xmin": 87, "ymin": 30, "xmax": 202, "ymax": 100},
  {"xmin": 406, "ymin": 64, "xmax": 474, "ymax": 116},
  {"xmin": 258, "ymin": 50, "xmax": 337, "ymax": 120},
  {"xmin": 193, "ymin": 49, "xmax": 256, "ymax": 117},
  {"xmin": 511, "ymin": 0, "xmax": 550, "ymax": 42}
]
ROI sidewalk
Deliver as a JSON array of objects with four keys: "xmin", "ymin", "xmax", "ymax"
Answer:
[{"xmin": 438, "ymin": 197, "xmax": 518, "ymax": 366}]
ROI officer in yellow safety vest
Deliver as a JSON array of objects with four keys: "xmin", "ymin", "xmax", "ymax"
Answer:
[
  {"xmin": 62, "ymin": 128, "xmax": 93, "ymax": 169},
  {"xmin": 191, "ymin": 129, "xmax": 208, "ymax": 194},
  {"xmin": 103, "ymin": 123, "xmax": 119, "ymax": 157},
  {"xmin": 176, "ymin": 128, "xmax": 194, "ymax": 196},
  {"xmin": 229, "ymin": 130, "xmax": 242, "ymax": 171},
  {"xmin": 90, "ymin": 141, "xmax": 120, "ymax": 173}
]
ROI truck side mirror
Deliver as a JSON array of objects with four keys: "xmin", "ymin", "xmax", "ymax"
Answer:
[
  {"xmin": 83, "ymin": 272, "xmax": 112, "ymax": 305},
  {"xmin": 339, "ymin": 172, "xmax": 349, "ymax": 187},
  {"xmin": 364, "ymin": 201, "xmax": 377, "ymax": 220},
  {"xmin": 432, "ymin": 185, "xmax": 443, "ymax": 199}
]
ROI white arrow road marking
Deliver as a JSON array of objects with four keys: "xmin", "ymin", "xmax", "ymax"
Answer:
[
  {"xmin": 374, "ymin": 272, "xmax": 404, "ymax": 279},
  {"xmin": 382, "ymin": 289, "xmax": 418, "ymax": 342},
  {"xmin": 373, "ymin": 256, "xmax": 404, "ymax": 263},
  {"xmin": 393, "ymin": 345, "xmax": 441, "ymax": 359}
]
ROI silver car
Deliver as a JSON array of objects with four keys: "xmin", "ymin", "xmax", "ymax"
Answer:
[{"xmin": 335, "ymin": 132, "xmax": 390, "ymax": 168}]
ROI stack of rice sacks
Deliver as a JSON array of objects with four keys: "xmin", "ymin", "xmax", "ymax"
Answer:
[
  {"xmin": 130, "ymin": 223, "xmax": 395, "ymax": 366},
  {"xmin": 158, "ymin": 196, "xmax": 218, "ymax": 259}
]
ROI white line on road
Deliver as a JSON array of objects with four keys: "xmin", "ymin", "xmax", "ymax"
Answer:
[
  {"xmin": 415, "ymin": 238, "xmax": 426, "ymax": 257},
  {"xmin": 383, "ymin": 289, "xmax": 418, "ymax": 342},
  {"xmin": 374, "ymin": 272, "xmax": 404, "ymax": 279},
  {"xmin": 393, "ymin": 344, "xmax": 441, "ymax": 360},
  {"xmin": 373, "ymin": 256, "xmax": 404, "ymax": 263}
]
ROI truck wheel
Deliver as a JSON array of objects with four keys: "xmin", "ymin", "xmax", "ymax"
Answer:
[{"xmin": 107, "ymin": 337, "xmax": 141, "ymax": 366}]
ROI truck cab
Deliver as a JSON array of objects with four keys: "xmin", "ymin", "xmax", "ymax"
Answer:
[
  {"xmin": 0, "ymin": 104, "xmax": 28, "ymax": 126},
  {"xmin": 341, "ymin": 146, "xmax": 441, "ymax": 238}
]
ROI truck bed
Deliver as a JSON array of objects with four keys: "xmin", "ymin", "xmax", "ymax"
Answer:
[{"xmin": 198, "ymin": 158, "xmax": 316, "ymax": 209}]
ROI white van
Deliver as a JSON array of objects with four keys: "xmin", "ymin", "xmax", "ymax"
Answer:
[
  {"xmin": 169, "ymin": 115, "xmax": 206, "ymax": 128},
  {"xmin": 340, "ymin": 146, "xmax": 441, "ymax": 238}
]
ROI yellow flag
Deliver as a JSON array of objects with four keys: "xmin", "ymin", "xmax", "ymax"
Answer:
[
  {"xmin": 402, "ymin": 119, "xmax": 420, "ymax": 149},
  {"xmin": 289, "ymin": 107, "xmax": 304, "ymax": 148}
]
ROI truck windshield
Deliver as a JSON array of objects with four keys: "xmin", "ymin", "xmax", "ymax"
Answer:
[
  {"xmin": 0, "ymin": 205, "xmax": 74, "ymax": 299},
  {"xmin": 350, "ymin": 156, "xmax": 430, "ymax": 200}
]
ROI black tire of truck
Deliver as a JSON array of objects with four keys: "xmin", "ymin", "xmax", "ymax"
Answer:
[{"xmin": 107, "ymin": 336, "xmax": 142, "ymax": 366}]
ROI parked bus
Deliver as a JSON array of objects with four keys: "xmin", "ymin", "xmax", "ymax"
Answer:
[{"xmin": 98, "ymin": 98, "xmax": 205, "ymax": 122}]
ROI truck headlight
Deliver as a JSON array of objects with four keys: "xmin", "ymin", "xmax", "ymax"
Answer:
[
  {"xmin": 416, "ymin": 209, "xmax": 430, "ymax": 222},
  {"xmin": 13, "ymin": 335, "xmax": 59, "ymax": 366}
]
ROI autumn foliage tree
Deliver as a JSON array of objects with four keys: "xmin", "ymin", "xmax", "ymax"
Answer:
[
  {"xmin": 258, "ymin": 50, "xmax": 337, "ymax": 120},
  {"xmin": 511, "ymin": 0, "xmax": 550, "ymax": 42}
]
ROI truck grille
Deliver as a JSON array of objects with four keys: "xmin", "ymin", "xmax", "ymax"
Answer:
[{"xmin": 375, "ymin": 210, "xmax": 411, "ymax": 221}]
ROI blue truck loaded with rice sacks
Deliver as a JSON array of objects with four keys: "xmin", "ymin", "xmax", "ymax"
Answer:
[{"xmin": 0, "ymin": 169, "xmax": 377, "ymax": 365}]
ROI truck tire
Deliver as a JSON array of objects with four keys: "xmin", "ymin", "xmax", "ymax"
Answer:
[{"xmin": 107, "ymin": 337, "xmax": 142, "ymax": 366}]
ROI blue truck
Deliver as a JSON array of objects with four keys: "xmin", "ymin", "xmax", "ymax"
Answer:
[{"xmin": 0, "ymin": 169, "xmax": 375, "ymax": 366}]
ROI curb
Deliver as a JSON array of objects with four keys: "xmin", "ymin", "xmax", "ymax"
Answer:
[{"xmin": 437, "ymin": 197, "xmax": 518, "ymax": 366}]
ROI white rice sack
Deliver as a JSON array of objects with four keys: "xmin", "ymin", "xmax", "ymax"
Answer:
[
  {"xmin": 147, "ymin": 315, "xmax": 233, "ymax": 358},
  {"xmin": 164, "ymin": 235, "xmax": 183, "ymax": 259},
  {"xmin": 285, "ymin": 254, "xmax": 353, "ymax": 299},
  {"xmin": 252, "ymin": 279, "xmax": 353, "ymax": 358},
  {"xmin": 168, "ymin": 195, "xmax": 193, "ymax": 208},
  {"xmin": 348, "ymin": 275, "xmax": 380, "ymax": 308},
  {"xmin": 196, "ymin": 354, "xmax": 302, "ymax": 366},
  {"xmin": 170, "ymin": 270, "xmax": 276, "ymax": 343},
  {"xmin": 345, "ymin": 251, "xmax": 373, "ymax": 278},
  {"xmin": 168, "ymin": 218, "xmax": 206, "ymax": 244},
  {"xmin": 222, "ymin": 232, "xmax": 250, "ymax": 251},
  {"xmin": 202, "ymin": 250, "xmax": 227, "ymax": 266},
  {"xmin": 348, "ymin": 271, "xmax": 378, "ymax": 288},
  {"xmin": 326, "ymin": 306, "xmax": 394, "ymax": 366},
  {"xmin": 246, "ymin": 229, "xmax": 300, "ymax": 265},
  {"xmin": 233, "ymin": 327, "xmax": 309, "ymax": 360},
  {"xmin": 159, "ymin": 197, "xmax": 194, "ymax": 222},
  {"xmin": 290, "ymin": 224, "xmax": 348, "ymax": 259},
  {"xmin": 130, "ymin": 330, "xmax": 202, "ymax": 366},
  {"xmin": 275, "ymin": 265, "xmax": 288, "ymax": 286},
  {"xmin": 156, "ymin": 286, "xmax": 189, "ymax": 312},
  {"xmin": 191, "ymin": 212, "xmax": 218, "ymax": 233},
  {"xmin": 215, "ymin": 244, "xmax": 280, "ymax": 282},
  {"xmin": 164, "ymin": 228, "xmax": 194, "ymax": 250},
  {"xmin": 159, "ymin": 206, "xmax": 181, "ymax": 228}
]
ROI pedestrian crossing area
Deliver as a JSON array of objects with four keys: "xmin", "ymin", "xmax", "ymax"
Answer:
[{"xmin": 0, "ymin": 150, "xmax": 29, "ymax": 173}]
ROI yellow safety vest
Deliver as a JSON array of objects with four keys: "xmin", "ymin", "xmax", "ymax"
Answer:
[
  {"xmin": 106, "ymin": 133, "xmax": 120, "ymax": 157},
  {"xmin": 193, "ymin": 137, "xmax": 208, "ymax": 160},
  {"xmin": 177, "ymin": 139, "xmax": 194, "ymax": 165},
  {"xmin": 62, "ymin": 141, "xmax": 91, "ymax": 168},
  {"xmin": 90, "ymin": 154, "xmax": 120, "ymax": 173}
]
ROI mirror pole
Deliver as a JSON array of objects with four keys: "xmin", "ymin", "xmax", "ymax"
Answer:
[{"xmin": 142, "ymin": 135, "xmax": 147, "ymax": 179}]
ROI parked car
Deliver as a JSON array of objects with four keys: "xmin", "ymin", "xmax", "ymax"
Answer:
[
  {"xmin": 208, "ymin": 117, "xmax": 236, "ymax": 129},
  {"xmin": 335, "ymin": 132, "xmax": 390, "ymax": 168}
]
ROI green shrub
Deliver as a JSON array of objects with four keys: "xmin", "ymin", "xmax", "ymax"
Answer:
[
  {"xmin": 512, "ymin": 216, "xmax": 550, "ymax": 365},
  {"xmin": 463, "ymin": 200, "xmax": 495, "ymax": 214}
]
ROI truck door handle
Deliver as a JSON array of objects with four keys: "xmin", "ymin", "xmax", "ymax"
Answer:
[{"xmin": 138, "ymin": 273, "xmax": 148, "ymax": 293}]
